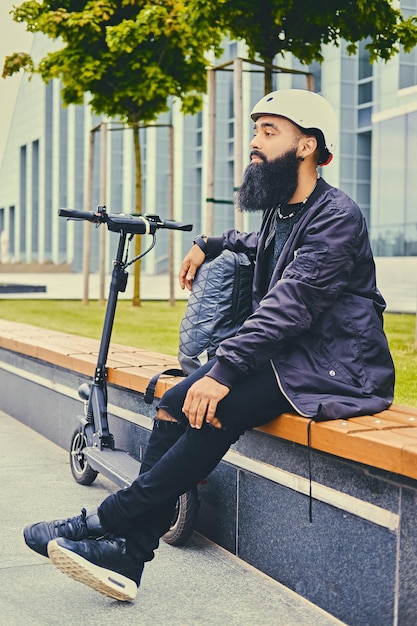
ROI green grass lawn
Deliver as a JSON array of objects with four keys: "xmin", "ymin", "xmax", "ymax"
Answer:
[
  {"xmin": 0, "ymin": 299, "xmax": 188, "ymax": 355},
  {"xmin": 0, "ymin": 300, "xmax": 416, "ymax": 407}
]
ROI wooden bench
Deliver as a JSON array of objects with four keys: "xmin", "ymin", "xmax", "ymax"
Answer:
[
  {"xmin": 2, "ymin": 318, "xmax": 417, "ymax": 624},
  {"xmin": 1, "ymin": 318, "xmax": 417, "ymax": 481}
]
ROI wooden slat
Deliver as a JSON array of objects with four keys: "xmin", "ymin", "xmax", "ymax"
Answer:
[
  {"xmin": 107, "ymin": 365, "xmax": 182, "ymax": 394},
  {"xmin": 258, "ymin": 413, "xmax": 310, "ymax": 446},
  {"xmin": 108, "ymin": 351, "xmax": 177, "ymax": 367},
  {"xmin": 348, "ymin": 429, "xmax": 417, "ymax": 479},
  {"xmin": 2, "ymin": 319, "xmax": 417, "ymax": 480}
]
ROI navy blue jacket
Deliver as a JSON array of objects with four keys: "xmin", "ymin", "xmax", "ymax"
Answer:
[{"xmin": 206, "ymin": 177, "xmax": 395, "ymax": 420}]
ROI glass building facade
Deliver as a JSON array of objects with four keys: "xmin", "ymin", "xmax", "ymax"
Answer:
[
  {"xmin": 371, "ymin": 1, "xmax": 417, "ymax": 256},
  {"xmin": 1, "ymin": 4, "xmax": 417, "ymax": 274}
]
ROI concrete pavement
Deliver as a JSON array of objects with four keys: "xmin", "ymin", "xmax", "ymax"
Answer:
[
  {"xmin": 0, "ymin": 272, "xmax": 188, "ymax": 302},
  {"xmin": 0, "ymin": 410, "xmax": 345, "ymax": 626},
  {"xmin": 1, "ymin": 256, "xmax": 417, "ymax": 312}
]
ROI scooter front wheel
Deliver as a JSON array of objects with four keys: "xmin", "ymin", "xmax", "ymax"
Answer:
[
  {"xmin": 163, "ymin": 487, "xmax": 199, "ymax": 546},
  {"xmin": 70, "ymin": 427, "xmax": 98, "ymax": 485}
]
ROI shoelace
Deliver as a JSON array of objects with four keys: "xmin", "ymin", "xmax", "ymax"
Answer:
[{"xmin": 53, "ymin": 508, "xmax": 87, "ymax": 539}]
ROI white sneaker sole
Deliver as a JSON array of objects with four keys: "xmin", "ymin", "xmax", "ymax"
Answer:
[{"xmin": 47, "ymin": 540, "xmax": 137, "ymax": 602}]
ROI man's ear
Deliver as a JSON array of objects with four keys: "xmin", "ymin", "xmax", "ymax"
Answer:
[{"xmin": 298, "ymin": 135, "xmax": 318, "ymax": 160}]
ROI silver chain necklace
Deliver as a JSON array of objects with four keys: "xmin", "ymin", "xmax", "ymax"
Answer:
[
  {"xmin": 276, "ymin": 176, "xmax": 320, "ymax": 220},
  {"xmin": 276, "ymin": 202, "xmax": 304, "ymax": 220}
]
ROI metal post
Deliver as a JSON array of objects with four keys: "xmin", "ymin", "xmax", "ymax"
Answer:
[
  {"xmin": 99, "ymin": 122, "xmax": 107, "ymax": 305},
  {"xmin": 306, "ymin": 73, "xmax": 315, "ymax": 91},
  {"xmin": 233, "ymin": 58, "xmax": 244, "ymax": 231},
  {"xmin": 206, "ymin": 69, "xmax": 216, "ymax": 236},
  {"xmin": 415, "ymin": 294, "xmax": 417, "ymax": 347},
  {"xmin": 82, "ymin": 128, "xmax": 95, "ymax": 305},
  {"xmin": 168, "ymin": 125, "xmax": 175, "ymax": 306}
]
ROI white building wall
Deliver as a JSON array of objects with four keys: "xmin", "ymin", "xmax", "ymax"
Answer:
[
  {"xmin": 1, "ymin": 26, "xmax": 417, "ymax": 285},
  {"xmin": 0, "ymin": 71, "xmax": 45, "ymax": 261}
]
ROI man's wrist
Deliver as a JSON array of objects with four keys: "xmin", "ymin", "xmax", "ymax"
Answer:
[{"xmin": 193, "ymin": 235, "xmax": 208, "ymax": 253}]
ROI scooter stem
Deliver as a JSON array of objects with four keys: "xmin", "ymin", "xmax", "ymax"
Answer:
[{"xmin": 88, "ymin": 230, "xmax": 129, "ymax": 448}]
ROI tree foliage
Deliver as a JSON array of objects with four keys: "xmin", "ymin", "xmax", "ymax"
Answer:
[
  {"xmin": 212, "ymin": 0, "xmax": 417, "ymax": 92},
  {"xmin": 4, "ymin": 0, "xmax": 417, "ymax": 123},
  {"xmin": 2, "ymin": 0, "xmax": 226, "ymax": 305},
  {"xmin": 3, "ymin": 0, "xmax": 225, "ymax": 124},
  {"xmin": 4, "ymin": 0, "xmax": 417, "ymax": 138}
]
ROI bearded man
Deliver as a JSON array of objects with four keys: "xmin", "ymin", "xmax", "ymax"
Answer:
[{"xmin": 23, "ymin": 90, "xmax": 395, "ymax": 602}]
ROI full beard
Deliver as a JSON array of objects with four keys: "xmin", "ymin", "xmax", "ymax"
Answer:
[{"xmin": 235, "ymin": 148, "xmax": 300, "ymax": 213}]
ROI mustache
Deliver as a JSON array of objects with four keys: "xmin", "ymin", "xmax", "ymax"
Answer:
[{"xmin": 250, "ymin": 150, "xmax": 267, "ymax": 162}]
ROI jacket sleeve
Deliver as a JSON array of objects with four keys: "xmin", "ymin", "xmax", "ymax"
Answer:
[
  {"xmin": 206, "ymin": 229, "xmax": 258, "ymax": 259},
  {"xmin": 207, "ymin": 201, "xmax": 365, "ymax": 388}
]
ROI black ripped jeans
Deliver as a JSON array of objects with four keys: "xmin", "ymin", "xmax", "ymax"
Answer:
[{"xmin": 97, "ymin": 359, "xmax": 291, "ymax": 563}]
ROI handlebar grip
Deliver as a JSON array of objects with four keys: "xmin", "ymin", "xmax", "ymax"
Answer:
[
  {"xmin": 143, "ymin": 214, "xmax": 193, "ymax": 231},
  {"xmin": 58, "ymin": 208, "xmax": 103, "ymax": 223},
  {"xmin": 158, "ymin": 220, "xmax": 193, "ymax": 231}
]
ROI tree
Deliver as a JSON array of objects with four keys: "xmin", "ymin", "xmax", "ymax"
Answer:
[
  {"xmin": 212, "ymin": 0, "xmax": 417, "ymax": 93},
  {"xmin": 5, "ymin": 2, "xmax": 417, "ymax": 301},
  {"xmin": 3, "ymin": 0, "xmax": 225, "ymax": 304}
]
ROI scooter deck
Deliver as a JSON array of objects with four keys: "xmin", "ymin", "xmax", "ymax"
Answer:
[{"xmin": 84, "ymin": 447, "xmax": 140, "ymax": 489}]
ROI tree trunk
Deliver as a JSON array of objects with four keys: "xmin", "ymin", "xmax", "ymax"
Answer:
[
  {"xmin": 264, "ymin": 59, "xmax": 273, "ymax": 95},
  {"xmin": 132, "ymin": 122, "xmax": 142, "ymax": 307}
]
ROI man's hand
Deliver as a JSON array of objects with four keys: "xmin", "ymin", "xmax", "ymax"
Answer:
[
  {"xmin": 182, "ymin": 376, "xmax": 230, "ymax": 429},
  {"xmin": 179, "ymin": 244, "xmax": 205, "ymax": 291}
]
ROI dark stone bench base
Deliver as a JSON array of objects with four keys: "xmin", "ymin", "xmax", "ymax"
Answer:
[
  {"xmin": 0, "ymin": 283, "xmax": 47, "ymax": 293},
  {"xmin": 1, "ymin": 346, "xmax": 416, "ymax": 625}
]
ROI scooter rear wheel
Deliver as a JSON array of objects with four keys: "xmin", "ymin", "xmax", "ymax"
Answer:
[
  {"xmin": 163, "ymin": 487, "xmax": 199, "ymax": 546},
  {"xmin": 70, "ymin": 427, "xmax": 98, "ymax": 485}
]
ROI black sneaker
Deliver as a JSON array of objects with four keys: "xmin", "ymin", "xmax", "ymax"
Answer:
[
  {"xmin": 23, "ymin": 508, "xmax": 104, "ymax": 557},
  {"xmin": 47, "ymin": 536, "xmax": 143, "ymax": 602}
]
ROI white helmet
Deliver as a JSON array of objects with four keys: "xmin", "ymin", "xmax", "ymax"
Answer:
[{"xmin": 251, "ymin": 89, "xmax": 338, "ymax": 166}]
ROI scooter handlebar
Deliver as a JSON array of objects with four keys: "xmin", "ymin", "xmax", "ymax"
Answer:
[
  {"xmin": 59, "ymin": 208, "xmax": 193, "ymax": 234},
  {"xmin": 58, "ymin": 208, "xmax": 103, "ymax": 223}
]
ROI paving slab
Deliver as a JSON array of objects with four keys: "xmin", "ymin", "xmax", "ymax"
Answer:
[{"xmin": 0, "ymin": 410, "xmax": 344, "ymax": 626}]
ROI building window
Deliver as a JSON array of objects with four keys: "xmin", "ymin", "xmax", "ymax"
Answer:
[
  {"xmin": 20, "ymin": 145, "xmax": 27, "ymax": 259},
  {"xmin": 358, "ymin": 81, "xmax": 373, "ymax": 105},
  {"xmin": 9, "ymin": 206, "xmax": 15, "ymax": 256},
  {"xmin": 399, "ymin": 48, "xmax": 417, "ymax": 89},
  {"xmin": 357, "ymin": 39, "xmax": 373, "ymax": 130},
  {"xmin": 399, "ymin": 1, "xmax": 417, "ymax": 88},
  {"xmin": 356, "ymin": 41, "xmax": 373, "ymax": 223},
  {"xmin": 309, "ymin": 61, "xmax": 321, "ymax": 93},
  {"xmin": 32, "ymin": 140, "xmax": 39, "ymax": 255}
]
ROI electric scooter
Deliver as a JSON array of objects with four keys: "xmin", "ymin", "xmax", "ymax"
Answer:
[{"xmin": 59, "ymin": 205, "xmax": 199, "ymax": 546}]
